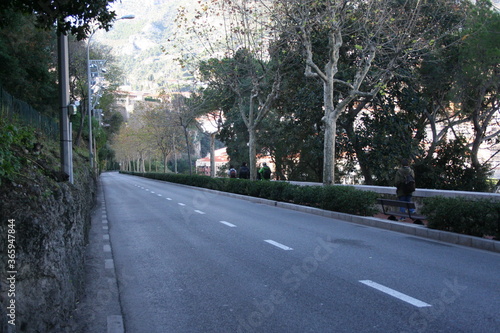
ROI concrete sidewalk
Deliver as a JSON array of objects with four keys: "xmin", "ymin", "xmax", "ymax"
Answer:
[{"xmin": 67, "ymin": 178, "xmax": 124, "ymax": 333}]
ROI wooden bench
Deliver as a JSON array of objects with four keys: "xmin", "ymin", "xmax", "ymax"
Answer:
[{"xmin": 377, "ymin": 198, "xmax": 426, "ymax": 225}]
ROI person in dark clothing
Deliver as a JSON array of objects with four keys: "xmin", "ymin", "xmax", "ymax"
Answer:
[
  {"xmin": 228, "ymin": 165, "xmax": 237, "ymax": 178},
  {"xmin": 238, "ymin": 162, "xmax": 250, "ymax": 179},
  {"xmin": 394, "ymin": 158, "xmax": 416, "ymax": 216}
]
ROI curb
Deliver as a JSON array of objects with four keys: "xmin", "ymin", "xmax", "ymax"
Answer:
[
  {"xmin": 70, "ymin": 177, "xmax": 125, "ymax": 332},
  {"xmin": 99, "ymin": 179, "xmax": 125, "ymax": 333}
]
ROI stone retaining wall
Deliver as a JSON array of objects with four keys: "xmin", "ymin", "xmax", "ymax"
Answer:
[{"xmin": 0, "ymin": 168, "xmax": 96, "ymax": 332}]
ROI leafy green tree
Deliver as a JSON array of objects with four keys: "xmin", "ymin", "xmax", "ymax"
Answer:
[
  {"xmin": 415, "ymin": 137, "xmax": 491, "ymax": 191},
  {"xmin": 0, "ymin": 0, "xmax": 117, "ymax": 40},
  {"xmin": 453, "ymin": 0, "xmax": 500, "ymax": 171},
  {"xmin": 139, "ymin": 104, "xmax": 180, "ymax": 173},
  {"xmin": 175, "ymin": 0, "xmax": 285, "ymax": 179},
  {"xmin": 261, "ymin": 49, "xmax": 325, "ymax": 181},
  {"xmin": 0, "ymin": 10, "xmax": 58, "ymax": 115},
  {"xmin": 273, "ymin": 0, "xmax": 466, "ymax": 185}
]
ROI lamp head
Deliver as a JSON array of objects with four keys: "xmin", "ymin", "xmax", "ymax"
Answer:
[{"xmin": 119, "ymin": 15, "xmax": 135, "ymax": 20}]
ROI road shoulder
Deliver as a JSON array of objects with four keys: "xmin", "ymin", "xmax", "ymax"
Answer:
[{"xmin": 66, "ymin": 177, "xmax": 123, "ymax": 332}]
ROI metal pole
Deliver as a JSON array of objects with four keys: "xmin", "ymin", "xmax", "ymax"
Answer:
[
  {"xmin": 58, "ymin": 33, "xmax": 73, "ymax": 183},
  {"xmin": 87, "ymin": 31, "xmax": 95, "ymax": 169}
]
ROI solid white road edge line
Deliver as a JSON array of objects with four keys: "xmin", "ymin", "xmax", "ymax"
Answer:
[
  {"xmin": 264, "ymin": 240, "xmax": 293, "ymax": 251},
  {"xmin": 220, "ymin": 221, "xmax": 236, "ymax": 227},
  {"xmin": 359, "ymin": 280, "xmax": 432, "ymax": 308}
]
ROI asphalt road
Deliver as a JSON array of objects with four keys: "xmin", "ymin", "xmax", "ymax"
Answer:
[{"xmin": 102, "ymin": 172, "xmax": 500, "ymax": 333}]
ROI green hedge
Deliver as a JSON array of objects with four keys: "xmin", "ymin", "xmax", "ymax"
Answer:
[
  {"xmin": 422, "ymin": 196, "xmax": 500, "ymax": 239},
  {"xmin": 121, "ymin": 172, "xmax": 378, "ymax": 216}
]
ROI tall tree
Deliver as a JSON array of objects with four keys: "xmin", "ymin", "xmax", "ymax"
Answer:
[
  {"xmin": 453, "ymin": 0, "xmax": 500, "ymax": 171},
  {"xmin": 138, "ymin": 104, "xmax": 180, "ymax": 173},
  {"xmin": 0, "ymin": 9, "xmax": 58, "ymax": 115},
  {"xmin": 274, "ymin": 0, "xmax": 465, "ymax": 184},
  {"xmin": 159, "ymin": 91, "xmax": 204, "ymax": 175},
  {"xmin": 175, "ymin": 0, "xmax": 285, "ymax": 179}
]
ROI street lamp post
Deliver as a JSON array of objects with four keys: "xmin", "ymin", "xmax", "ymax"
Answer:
[
  {"xmin": 87, "ymin": 14, "xmax": 134, "ymax": 169},
  {"xmin": 58, "ymin": 32, "xmax": 73, "ymax": 183},
  {"xmin": 86, "ymin": 30, "xmax": 96, "ymax": 169}
]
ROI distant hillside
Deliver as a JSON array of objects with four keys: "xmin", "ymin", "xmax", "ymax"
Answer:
[{"xmin": 94, "ymin": 0, "xmax": 199, "ymax": 92}]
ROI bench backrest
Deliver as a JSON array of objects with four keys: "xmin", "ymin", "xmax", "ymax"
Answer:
[{"xmin": 377, "ymin": 198, "xmax": 416, "ymax": 209}]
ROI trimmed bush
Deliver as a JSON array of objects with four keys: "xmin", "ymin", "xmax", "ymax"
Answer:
[
  {"xmin": 292, "ymin": 185, "xmax": 322, "ymax": 207},
  {"xmin": 422, "ymin": 196, "xmax": 500, "ymax": 238},
  {"xmin": 321, "ymin": 186, "xmax": 378, "ymax": 216},
  {"xmin": 223, "ymin": 178, "xmax": 248, "ymax": 195},
  {"xmin": 121, "ymin": 172, "xmax": 378, "ymax": 217},
  {"xmin": 269, "ymin": 181, "xmax": 291, "ymax": 201}
]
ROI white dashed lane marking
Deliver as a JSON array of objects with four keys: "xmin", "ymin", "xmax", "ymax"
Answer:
[
  {"xmin": 220, "ymin": 221, "xmax": 236, "ymax": 227},
  {"xmin": 264, "ymin": 240, "xmax": 293, "ymax": 251},
  {"xmin": 359, "ymin": 280, "xmax": 432, "ymax": 308}
]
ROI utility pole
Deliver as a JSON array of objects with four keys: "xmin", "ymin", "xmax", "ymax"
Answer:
[{"xmin": 58, "ymin": 33, "xmax": 73, "ymax": 183}]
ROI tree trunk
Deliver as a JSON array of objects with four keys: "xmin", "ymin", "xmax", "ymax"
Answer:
[
  {"xmin": 248, "ymin": 126, "xmax": 257, "ymax": 180},
  {"xmin": 471, "ymin": 110, "xmax": 485, "ymax": 170},
  {"xmin": 321, "ymin": 70, "xmax": 340, "ymax": 185},
  {"xmin": 322, "ymin": 110, "xmax": 337, "ymax": 185},
  {"xmin": 210, "ymin": 132, "xmax": 216, "ymax": 178},
  {"xmin": 182, "ymin": 126, "xmax": 192, "ymax": 175}
]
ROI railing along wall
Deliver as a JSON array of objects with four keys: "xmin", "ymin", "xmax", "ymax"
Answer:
[{"xmin": 0, "ymin": 86, "xmax": 58, "ymax": 141}]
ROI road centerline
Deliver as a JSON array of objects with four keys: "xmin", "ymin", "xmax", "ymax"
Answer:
[{"xmin": 359, "ymin": 280, "xmax": 431, "ymax": 308}]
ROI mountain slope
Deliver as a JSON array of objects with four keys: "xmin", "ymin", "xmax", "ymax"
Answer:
[{"xmin": 94, "ymin": 0, "xmax": 199, "ymax": 91}]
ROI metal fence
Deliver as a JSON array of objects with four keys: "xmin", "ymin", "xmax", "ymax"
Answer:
[{"xmin": 0, "ymin": 86, "xmax": 59, "ymax": 141}]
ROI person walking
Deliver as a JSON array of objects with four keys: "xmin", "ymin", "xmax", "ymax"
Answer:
[
  {"xmin": 238, "ymin": 162, "xmax": 250, "ymax": 179},
  {"xmin": 394, "ymin": 158, "xmax": 416, "ymax": 218},
  {"xmin": 228, "ymin": 165, "xmax": 237, "ymax": 178},
  {"xmin": 259, "ymin": 163, "xmax": 272, "ymax": 180}
]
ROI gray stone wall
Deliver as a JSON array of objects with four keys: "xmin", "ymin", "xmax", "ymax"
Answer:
[{"xmin": 0, "ymin": 168, "xmax": 96, "ymax": 332}]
